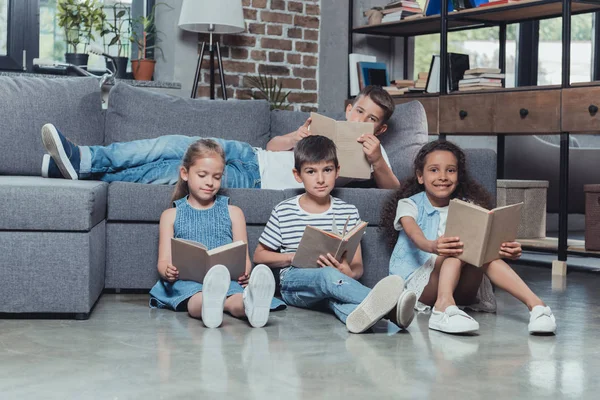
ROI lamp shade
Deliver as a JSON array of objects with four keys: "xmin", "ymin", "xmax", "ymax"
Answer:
[{"xmin": 178, "ymin": 0, "xmax": 246, "ymax": 34}]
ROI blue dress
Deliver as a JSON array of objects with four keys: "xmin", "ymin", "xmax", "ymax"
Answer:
[{"xmin": 149, "ymin": 195, "xmax": 286, "ymax": 311}]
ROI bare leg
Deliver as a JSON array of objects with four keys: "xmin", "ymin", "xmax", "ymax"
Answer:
[
  {"xmin": 187, "ymin": 292, "xmax": 204, "ymax": 319},
  {"xmin": 224, "ymin": 293, "xmax": 245, "ymax": 318},
  {"xmin": 482, "ymin": 259, "xmax": 545, "ymax": 311}
]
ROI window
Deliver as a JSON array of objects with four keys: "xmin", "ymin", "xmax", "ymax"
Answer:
[
  {"xmin": 413, "ymin": 25, "xmax": 518, "ymax": 88},
  {"xmin": 0, "ymin": 0, "xmax": 7, "ymax": 55},
  {"xmin": 538, "ymin": 14, "xmax": 594, "ymax": 85}
]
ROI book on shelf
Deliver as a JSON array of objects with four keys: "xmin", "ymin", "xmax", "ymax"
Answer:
[
  {"xmin": 349, "ymin": 53, "xmax": 376, "ymax": 96},
  {"xmin": 292, "ymin": 217, "xmax": 368, "ymax": 269},
  {"xmin": 459, "ymin": 78, "xmax": 503, "ymax": 85},
  {"xmin": 444, "ymin": 199, "xmax": 523, "ymax": 267},
  {"xmin": 357, "ymin": 61, "xmax": 390, "ymax": 89},
  {"xmin": 464, "ymin": 67, "xmax": 501, "ymax": 75},
  {"xmin": 384, "ymin": 0, "xmax": 421, "ymax": 9},
  {"xmin": 478, "ymin": 0, "xmax": 520, "ymax": 7},
  {"xmin": 384, "ymin": 86, "xmax": 412, "ymax": 96},
  {"xmin": 463, "ymin": 73, "xmax": 505, "ymax": 79},
  {"xmin": 309, "ymin": 112, "xmax": 373, "ymax": 179},
  {"xmin": 418, "ymin": 71, "xmax": 429, "ymax": 80},
  {"xmin": 393, "ymin": 79, "xmax": 415, "ymax": 88},
  {"xmin": 458, "ymin": 85, "xmax": 501, "ymax": 91},
  {"xmin": 424, "ymin": 0, "xmax": 455, "ymax": 16},
  {"xmin": 425, "ymin": 53, "xmax": 470, "ymax": 93},
  {"xmin": 171, "ymin": 238, "xmax": 247, "ymax": 283}
]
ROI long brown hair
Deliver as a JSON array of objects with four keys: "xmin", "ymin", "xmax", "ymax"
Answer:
[
  {"xmin": 380, "ymin": 140, "xmax": 493, "ymax": 247},
  {"xmin": 170, "ymin": 138, "xmax": 226, "ymax": 204}
]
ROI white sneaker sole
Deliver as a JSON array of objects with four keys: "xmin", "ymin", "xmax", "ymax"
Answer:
[
  {"xmin": 41, "ymin": 124, "xmax": 78, "ymax": 180},
  {"xmin": 201, "ymin": 265, "xmax": 230, "ymax": 329},
  {"xmin": 396, "ymin": 290, "xmax": 417, "ymax": 329},
  {"xmin": 346, "ymin": 275, "xmax": 404, "ymax": 334},
  {"xmin": 245, "ymin": 264, "xmax": 275, "ymax": 328},
  {"xmin": 41, "ymin": 154, "xmax": 50, "ymax": 178}
]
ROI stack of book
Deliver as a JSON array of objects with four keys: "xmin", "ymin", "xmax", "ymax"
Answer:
[
  {"xmin": 381, "ymin": 0, "xmax": 423, "ymax": 23},
  {"xmin": 478, "ymin": 0, "xmax": 521, "ymax": 7},
  {"xmin": 458, "ymin": 68, "xmax": 505, "ymax": 92},
  {"xmin": 413, "ymin": 72, "xmax": 428, "ymax": 91}
]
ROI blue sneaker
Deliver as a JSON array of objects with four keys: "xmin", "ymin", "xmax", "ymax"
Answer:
[
  {"xmin": 41, "ymin": 123, "xmax": 80, "ymax": 180},
  {"xmin": 41, "ymin": 154, "xmax": 64, "ymax": 179}
]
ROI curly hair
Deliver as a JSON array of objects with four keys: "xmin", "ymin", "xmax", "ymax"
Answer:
[{"xmin": 380, "ymin": 140, "xmax": 493, "ymax": 248}]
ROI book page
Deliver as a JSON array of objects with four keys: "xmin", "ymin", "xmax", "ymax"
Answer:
[
  {"xmin": 444, "ymin": 199, "xmax": 492, "ymax": 267},
  {"xmin": 482, "ymin": 203, "xmax": 522, "ymax": 265},
  {"xmin": 207, "ymin": 241, "xmax": 247, "ymax": 281},
  {"xmin": 334, "ymin": 121, "xmax": 372, "ymax": 180},
  {"xmin": 335, "ymin": 221, "xmax": 368, "ymax": 262},
  {"xmin": 308, "ymin": 112, "xmax": 336, "ymax": 141},
  {"xmin": 293, "ymin": 226, "xmax": 343, "ymax": 268},
  {"xmin": 171, "ymin": 238, "xmax": 209, "ymax": 283}
]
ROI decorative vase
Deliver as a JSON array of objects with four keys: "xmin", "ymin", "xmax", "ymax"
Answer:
[{"xmin": 131, "ymin": 59, "xmax": 156, "ymax": 81}]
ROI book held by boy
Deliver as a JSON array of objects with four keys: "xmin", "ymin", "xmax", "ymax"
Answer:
[
  {"xmin": 292, "ymin": 217, "xmax": 368, "ymax": 269},
  {"xmin": 309, "ymin": 112, "xmax": 374, "ymax": 180},
  {"xmin": 444, "ymin": 199, "xmax": 523, "ymax": 267},
  {"xmin": 171, "ymin": 238, "xmax": 247, "ymax": 283}
]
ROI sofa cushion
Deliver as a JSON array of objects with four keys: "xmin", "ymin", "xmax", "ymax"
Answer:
[
  {"xmin": 269, "ymin": 101, "xmax": 428, "ymax": 181},
  {"xmin": 0, "ymin": 177, "xmax": 107, "ymax": 231},
  {"xmin": 0, "ymin": 77, "xmax": 104, "ymax": 176},
  {"xmin": 107, "ymin": 182, "xmax": 286, "ymax": 224},
  {"xmin": 104, "ymin": 83, "xmax": 271, "ymax": 148}
]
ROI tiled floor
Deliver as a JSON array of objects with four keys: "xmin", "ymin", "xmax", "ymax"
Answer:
[{"xmin": 0, "ymin": 264, "xmax": 598, "ymax": 399}]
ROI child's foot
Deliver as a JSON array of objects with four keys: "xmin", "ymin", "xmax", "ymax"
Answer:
[
  {"xmin": 389, "ymin": 290, "xmax": 417, "ymax": 330},
  {"xmin": 41, "ymin": 154, "xmax": 64, "ymax": 179},
  {"xmin": 528, "ymin": 305, "xmax": 556, "ymax": 334},
  {"xmin": 346, "ymin": 275, "xmax": 405, "ymax": 334},
  {"xmin": 243, "ymin": 264, "xmax": 276, "ymax": 328},
  {"xmin": 41, "ymin": 123, "xmax": 80, "ymax": 180},
  {"xmin": 429, "ymin": 305, "xmax": 479, "ymax": 334},
  {"xmin": 201, "ymin": 264, "xmax": 231, "ymax": 328}
]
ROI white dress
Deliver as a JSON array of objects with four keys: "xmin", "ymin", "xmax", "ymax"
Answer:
[{"xmin": 395, "ymin": 198, "xmax": 497, "ymax": 313}]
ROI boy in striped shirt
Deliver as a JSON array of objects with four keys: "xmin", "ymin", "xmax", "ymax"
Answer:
[{"xmin": 253, "ymin": 135, "xmax": 416, "ymax": 333}]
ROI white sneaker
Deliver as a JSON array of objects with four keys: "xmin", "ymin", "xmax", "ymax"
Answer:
[
  {"xmin": 429, "ymin": 305, "xmax": 479, "ymax": 334},
  {"xmin": 394, "ymin": 290, "xmax": 417, "ymax": 330},
  {"xmin": 528, "ymin": 305, "xmax": 556, "ymax": 334},
  {"xmin": 243, "ymin": 264, "xmax": 276, "ymax": 328},
  {"xmin": 346, "ymin": 275, "xmax": 405, "ymax": 334},
  {"xmin": 201, "ymin": 264, "xmax": 231, "ymax": 328}
]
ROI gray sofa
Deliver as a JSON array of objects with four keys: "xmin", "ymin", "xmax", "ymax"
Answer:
[{"xmin": 0, "ymin": 76, "xmax": 496, "ymax": 319}]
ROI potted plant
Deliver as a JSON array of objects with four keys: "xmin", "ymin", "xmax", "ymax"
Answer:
[
  {"xmin": 57, "ymin": 0, "xmax": 105, "ymax": 68},
  {"xmin": 129, "ymin": 3, "xmax": 171, "ymax": 81},
  {"xmin": 244, "ymin": 74, "xmax": 291, "ymax": 110},
  {"xmin": 99, "ymin": 1, "xmax": 131, "ymax": 78}
]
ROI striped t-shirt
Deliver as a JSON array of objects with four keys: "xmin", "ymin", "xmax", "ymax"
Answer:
[{"xmin": 259, "ymin": 195, "xmax": 361, "ymax": 272}]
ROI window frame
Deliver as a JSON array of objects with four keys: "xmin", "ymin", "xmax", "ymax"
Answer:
[{"xmin": 0, "ymin": 0, "xmax": 39, "ymax": 71}]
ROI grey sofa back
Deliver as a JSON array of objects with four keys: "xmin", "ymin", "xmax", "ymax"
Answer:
[{"xmin": 0, "ymin": 76, "xmax": 104, "ymax": 176}]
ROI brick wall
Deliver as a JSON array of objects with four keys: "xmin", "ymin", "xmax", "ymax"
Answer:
[{"xmin": 194, "ymin": 0, "xmax": 320, "ymax": 112}]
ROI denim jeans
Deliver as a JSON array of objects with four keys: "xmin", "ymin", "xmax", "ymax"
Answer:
[
  {"xmin": 279, "ymin": 267, "xmax": 371, "ymax": 323},
  {"xmin": 79, "ymin": 135, "xmax": 261, "ymax": 188}
]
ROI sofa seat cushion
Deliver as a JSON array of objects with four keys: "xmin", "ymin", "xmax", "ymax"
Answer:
[
  {"xmin": 0, "ymin": 177, "xmax": 107, "ymax": 231},
  {"xmin": 104, "ymin": 83, "xmax": 271, "ymax": 148},
  {"xmin": 107, "ymin": 182, "xmax": 286, "ymax": 224}
]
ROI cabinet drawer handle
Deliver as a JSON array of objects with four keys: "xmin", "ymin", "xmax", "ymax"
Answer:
[
  {"xmin": 519, "ymin": 108, "xmax": 529, "ymax": 117},
  {"xmin": 589, "ymin": 104, "xmax": 599, "ymax": 115},
  {"xmin": 459, "ymin": 110, "xmax": 468, "ymax": 119}
]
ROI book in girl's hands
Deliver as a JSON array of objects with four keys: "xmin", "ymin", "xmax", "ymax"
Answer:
[
  {"xmin": 309, "ymin": 112, "xmax": 373, "ymax": 179},
  {"xmin": 444, "ymin": 199, "xmax": 523, "ymax": 267},
  {"xmin": 292, "ymin": 218, "xmax": 368, "ymax": 269},
  {"xmin": 171, "ymin": 238, "xmax": 247, "ymax": 283}
]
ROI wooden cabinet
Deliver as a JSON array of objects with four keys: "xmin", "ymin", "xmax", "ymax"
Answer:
[
  {"xmin": 439, "ymin": 94, "xmax": 495, "ymax": 134},
  {"xmin": 494, "ymin": 90, "xmax": 561, "ymax": 133},
  {"xmin": 562, "ymin": 87, "xmax": 600, "ymax": 133},
  {"xmin": 393, "ymin": 96, "xmax": 439, "ymax": 135}
]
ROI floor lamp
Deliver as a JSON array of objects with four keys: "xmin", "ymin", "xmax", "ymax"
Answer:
[{"xmin": 178, "ymin": 0, "xmax": 245, "ymax": 100}]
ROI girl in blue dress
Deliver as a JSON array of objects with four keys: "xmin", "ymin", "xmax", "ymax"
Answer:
[{"xmin": 149, "ymin": 139, "xmax": 285, "ymax": 328}]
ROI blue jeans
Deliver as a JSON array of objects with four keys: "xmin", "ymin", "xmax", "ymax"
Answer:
[
  {"xmin": 279, "ymin": 267, "xmax": 371, "ymax": 323},
  {"xmin": 79, "ymin": 135, "xmax": 261, "ymax": 188}
]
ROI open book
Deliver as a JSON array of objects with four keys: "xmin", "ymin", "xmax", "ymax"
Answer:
[
  {"xmin": 292, "ymin": 217, "xmax": 368, "ymax": 268},
  {"xmin": 444, "ymin": 199, "xmax": 523, "ymax": 267},
  {"xmin": 309, "ymin": 112, "xmax": 373, "ymax": 180},
  {"xmin": 171, "ymin": 238, "xmax": 247, "ymax": 283}
]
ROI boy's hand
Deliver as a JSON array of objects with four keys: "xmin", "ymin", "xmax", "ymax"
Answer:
[
  {"xmin": 431, "ymin": 236, "xmax": 463, "ymax": 256},
  {"xmin": 357, "ymin": 134, "xmax": 383, "ymax": 165},
  {"xmin": 292, "ymin": 117, "xmax": 312, "ymax": 143},
  {"xmin": 238, "ymin": 272, "xmax": 250, "ymax": 287},
  {"xmin": 317, "ymin": 253, "xmax": 353, "ymax": 278},
  {"xmin": 165, "ymin": 264, "xmax": 179, "ymax": 282},
  {"xmin": 499, "ymin": 241, "xmax": 522, "ymax": 260}
]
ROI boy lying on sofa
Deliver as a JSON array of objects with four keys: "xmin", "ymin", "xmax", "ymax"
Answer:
[{"xmin": 40, "ymin": 86, "xmax": 401, "ymax": 189}]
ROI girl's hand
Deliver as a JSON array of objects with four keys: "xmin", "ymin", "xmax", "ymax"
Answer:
[
  {"xmin": 317, "ymin": 253, "xmax": 353, "ymax": 278},
  {"xmin": 499, "ymin": 241, "xmax": 522, "ymax": 260},
  {"xmin": 238, "ymin": 272, "xmax": 250, "ymax": 288},
  {"xmin": 431, "ymin": 236, "xmax": 463, "ymax": 256},
  {"xmin": 165, "ymin": 264, "xmax": 179, "ymax": 282}
]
